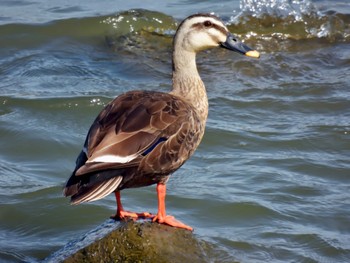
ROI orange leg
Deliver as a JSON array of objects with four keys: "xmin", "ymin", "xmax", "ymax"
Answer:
[
  {"xmin": 111, "ymin": 191, "xmax": 153, "ymax": 220},
  {"xmin": 152, "ymin": 183, "xmax": 193, "ymax": 231}
]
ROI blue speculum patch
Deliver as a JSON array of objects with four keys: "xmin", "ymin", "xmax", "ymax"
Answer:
[{"xmin": 142, "ymin": 137, "xmax": 167, "ymax": 156}]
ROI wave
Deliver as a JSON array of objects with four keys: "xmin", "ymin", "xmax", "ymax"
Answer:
[
  {"xmin": 229, "ymin": 0, "xmax": 350, "ymax": 43},
  {"xmin": 101, "ymin": 8, "xmax": 350, "ymax": 57},
  {"xmin": 101, "ymin": 8, "xmax": 350, "ymax": 56},
  {"xmin": 0, "ymin": 5, "xmax": 349, "ymax": 53}
]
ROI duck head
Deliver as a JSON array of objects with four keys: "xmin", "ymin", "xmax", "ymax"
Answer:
[{"xmin": 174, "ymin": 13, "xmax": 259, "ymax": 58}]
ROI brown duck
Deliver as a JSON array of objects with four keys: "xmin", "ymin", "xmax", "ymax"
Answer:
[{"xmin": 64, "ymin": 13, "xmax": 259, "ymax": 231}]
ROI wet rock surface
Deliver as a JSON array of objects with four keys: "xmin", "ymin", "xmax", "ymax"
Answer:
[{"xmin": 48, "ymin": 220, "xmax": 225, "ymax": 263}]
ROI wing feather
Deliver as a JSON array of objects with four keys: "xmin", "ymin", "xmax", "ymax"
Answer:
[
  {"xmin": 78, "ymin": 91, "xmax": 187, "ymax": 175},
  {"xmin": 64, "ymin": 90, "xmax": 203, "ymax": 203},
  {"xmin": 71, "ymin": 176, "xmax": 123, "ymax": 204}
]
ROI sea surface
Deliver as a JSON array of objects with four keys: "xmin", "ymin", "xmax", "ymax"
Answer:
[{"xmin": 0, "ymin": 0, "xmax": 349, "ymax": 262}]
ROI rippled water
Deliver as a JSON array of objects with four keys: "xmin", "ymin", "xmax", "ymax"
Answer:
[{"xmin": 1, "ymin": 0, "xmax": 350, "ymax": 262}]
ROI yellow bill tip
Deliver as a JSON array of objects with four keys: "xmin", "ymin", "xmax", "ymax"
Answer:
[{"xmin": 245, "ymin": 50, "xmax": 260, "ymax": 58}]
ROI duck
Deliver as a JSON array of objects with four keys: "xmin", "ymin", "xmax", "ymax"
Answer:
[{"xmin": 64, "ymin": 13, "xmax": 259, "ymax": 231}]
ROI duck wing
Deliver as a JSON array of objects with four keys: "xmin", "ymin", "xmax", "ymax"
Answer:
[
  {"xmin": 78, "ymin": 90, "xmax": 187, "ymax": 174},
  {"xmin": 64, "ymin": 90, "xmax": 201, "ymax": 203}
]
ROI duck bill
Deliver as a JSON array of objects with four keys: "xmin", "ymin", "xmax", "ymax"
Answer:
[{"xmin": 220, "ymin": 33, "xmax": 260, "ymax": 58}]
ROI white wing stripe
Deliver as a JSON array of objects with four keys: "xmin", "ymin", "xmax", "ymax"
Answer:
[{"xmin": 87, "ymin": 154, "xmax": 137, "ymax": 163}]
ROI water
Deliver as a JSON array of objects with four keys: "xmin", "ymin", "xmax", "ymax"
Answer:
[{"xmin": 0, "ymin": 0, "xmax": 349, "ymax": 262}]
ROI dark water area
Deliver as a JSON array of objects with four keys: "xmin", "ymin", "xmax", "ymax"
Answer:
[{"xmin": 0, "ymin": 0, "xmax": 349, "ymax": 262}]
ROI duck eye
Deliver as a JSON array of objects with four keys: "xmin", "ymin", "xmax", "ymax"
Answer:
[{"xmin": 203, "ymin": 20, "xmax": 212, "ymax": 27}]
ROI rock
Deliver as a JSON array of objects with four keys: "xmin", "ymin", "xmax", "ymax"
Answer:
[{"xmin": 48, "ymin": 220, "xmax": 222, "ymax": 263}]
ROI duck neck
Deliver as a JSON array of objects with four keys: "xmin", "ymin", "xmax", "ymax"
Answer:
[{"xmin": 170, "ymin": 49, "xmax": 209, "ymax": 121}]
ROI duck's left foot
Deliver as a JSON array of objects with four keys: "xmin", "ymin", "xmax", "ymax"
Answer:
[
  {"xmin": 153, "ymin": 214, "xmax": 193, "ymax": 231},
  {"xmin": 111, "ymin": 210, "xmax": 154, "ymax": 221}
]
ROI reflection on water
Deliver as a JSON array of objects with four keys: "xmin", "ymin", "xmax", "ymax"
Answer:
[{"xmin": 0, "ymin": 0, "xmax": 350, "ymax": 262}]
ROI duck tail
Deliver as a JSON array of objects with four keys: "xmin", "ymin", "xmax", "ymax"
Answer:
[{"xmin": 69, "ymin": 175, "xmax": 123, "ymax": 204}]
